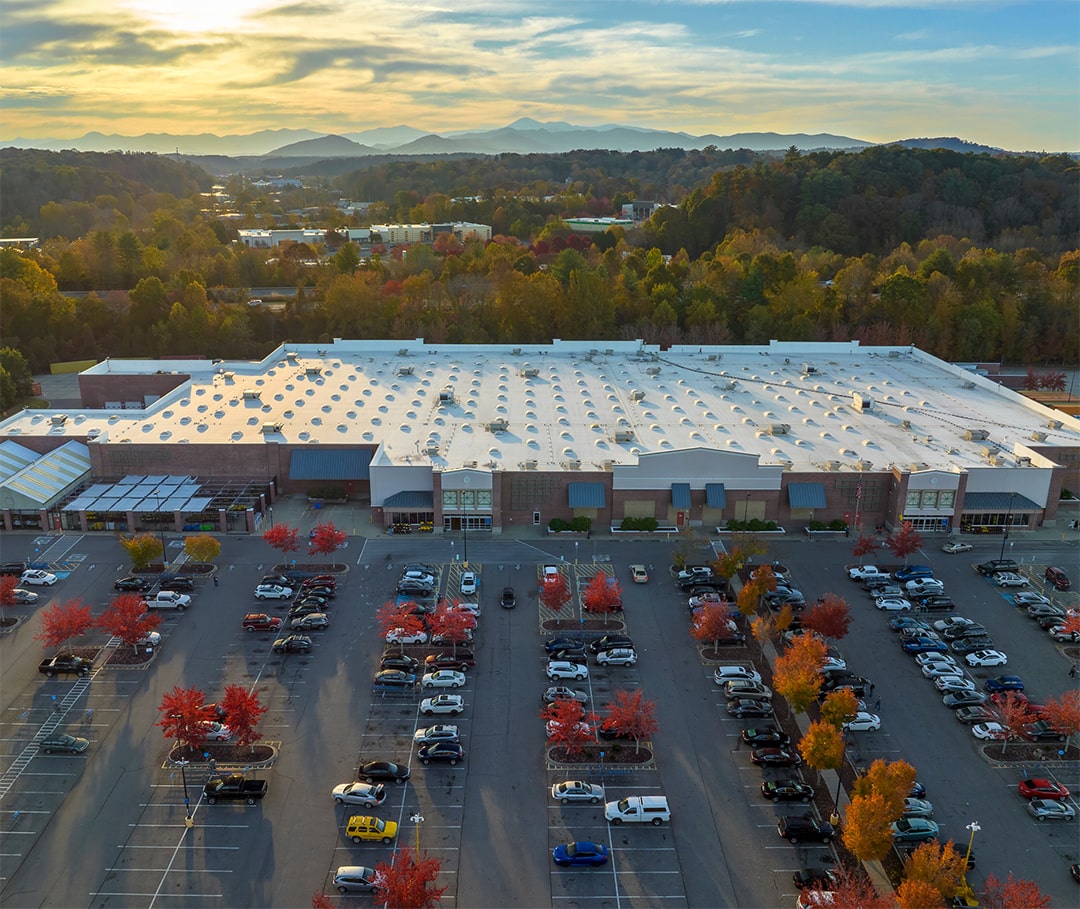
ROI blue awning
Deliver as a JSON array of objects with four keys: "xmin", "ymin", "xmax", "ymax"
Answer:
[
  {"xmin": 961, "ymin": 492, "xmax": 1040, "ymax": 511},
  {"xmin": 705, "ymin": 483, "xmax": 727, "ymax": 509},
  {"xmin": 787, "ymin": 482, "xmax": 827, "ymax": 509},
  {"xmin": 568, "ymin": 482, "xmax": 606, "ymax": 508},
  {"xmin": 289, "ymin": 448, "xmax": 372, "ymax": 481},
  {"xmin": 383, "ymin": 490, "xmax": 434, "ymax": 509},
  {"xmin": 671, "ymin": 483, "xmax": 691, "ymax": 508}
]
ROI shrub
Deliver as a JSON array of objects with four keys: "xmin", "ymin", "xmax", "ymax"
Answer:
[
  {"xmin": 828, "ymin": 519, "xmax": 848, "ymax": 531},
  {"xmin": 620, "ymin": 516, "xmax": 659, "ymax": 532},
  {"xmin": 548, "ymin": 518, "xmax": 571, "ymax": 532},
  {"xmin": 727, "ymin": 519, "xmax": 779, "ymax": 532},
  {"xmin": 306, "ymin": 485, "xmax": 347, "ymax": 500},
  {"xmin": 569, "ymin": 516, "xmax": 592, "ymax": 532}
]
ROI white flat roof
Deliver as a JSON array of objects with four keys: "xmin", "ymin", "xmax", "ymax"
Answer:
[{"xmin": 2, "ymin": 340, "xmax": 1077, "ymax": 474}]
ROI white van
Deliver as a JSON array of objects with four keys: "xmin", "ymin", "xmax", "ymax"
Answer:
[{"xmin": 604, "ymin": 795, "xmax": 670, "ymax": 825}]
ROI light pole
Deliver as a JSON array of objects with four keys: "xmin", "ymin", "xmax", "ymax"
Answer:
[
  {"xmin": 462, "ymin": 476, "xmax": 470, "ymax": 568},
  {"xmin": 999, "ymin": 493, "xmax": 1017, "ymax": 561},
  {"xmin": 154, "ymin": 488, "xmax": 168, "ymax": 569},
  {"xmin": 176, "ymin": 757, "xmax": 192, "ymax": 823},
  {"xmin": 830, "ymin": 725, "xmax": 852, "ymax": 827},
  {"xmin": 410, "ymin": 811, "xmax": 424, "ymax": 854},
  {"xmin": 963, "ymin": 820, "xmax": 980, "ymax": 872}
]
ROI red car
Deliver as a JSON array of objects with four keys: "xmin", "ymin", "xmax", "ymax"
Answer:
[
  {"xmin": 1018, "ymin": 778, "xmax": 1070, "ymax": 801},
  {"xmin": 424, "ymin": 652, "xmax": 476, "ymax": 671},
  {"xmin": 301, "ymin": 575, "xmax": 337, "ymax": 589},
  {"xmin": 1044, "ymin": 566, "xmax": 1070, "ymax": 590}
]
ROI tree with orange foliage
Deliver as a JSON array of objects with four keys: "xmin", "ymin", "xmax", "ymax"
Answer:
[
  {"xmin": 541, "ymin": 698, "xmax": 595, "ymax": 756},
  {"xmin": 888, "ymin": 521, "xmax": 923, "ymax": 565},
  {"xmin": 0, "ymin": 575, "xmax": 18, "ymax": 607},
  {"xmin": 900, "ymin": 840, "xmax": 966, "ymax": 902},
  {"xmin": 539, "ymin": 573, "xmax": 570, "ymax": 612},
  {"xmin": 690, "ymin": 602, "xmax": 737, "ymax": 654},
  {"xmin": 120, "ymin": 532, "xmax": 163, "ymax": 569},
  {"xmin": 820, "ymin": 688, "xmax": 862, "ymax": 729},
  {"xmin": 262, "ymin": 524, "xmax": 300, "ymax": 555},
  {"xmin": 736, "ymin": 571, "xmax": 772, "ymax": 617},
  {"xmin": 851, "ymin": 534, "xmax": 878, "ymax": 558},
  {"xmin": 842, "ymin": 791, "xmax": 896, "ymax": 862},
  {"xmin": 713, "ymin": 547, "xmax": 745, "ymax": 581},
  {"xmin": 799, "ymin": 719, "xmax": 845, "ymax": 773},
  {"xmin": 34, "ymin": 599, "xmax": 95, "ymax": 653},
  {"xmin": 98, "ymin": 593, "xmax": 162, "ymax": 654},
  {"xmin": 980, "ymin": 872, "xmax": 1051, "ymax": 909},
  {"xmin": 601, "ymin": 688, "xmax": 658, "ymax": 753},
  {"xmin": 852, "ymin": 758, "xmax": 917, "ymax": 820},
  {"xmin": 1039, "ymin": 689, "xmax": 1080, "ymax": 748},
  {"xmin": 750, "ymin": 614, "xmax": 777, "ymax": 644},
  {"xmin": 773, "ymin": 633, "xmax": 826, "ymax": 712},
  {"xmin": 896, "ymin": 878, "xmax": 946, "ymax": 909},
  {"xmin": 581, "ymin": 571, "xmax": 622, "ymax": 615},
  {"xmin": 308, "ymin": 520, "xmax": 347, "ymax": 555},
  {"xmin": 802, "ymin": 594, "xmax": 852, "ymax": 641},
  {"xmin": 772, "ymin": 604, "xmax": 796, "ymax": 634},
  {"xmin": 374, "ymin": 847, "xmax": 446, "ymax": 909}
]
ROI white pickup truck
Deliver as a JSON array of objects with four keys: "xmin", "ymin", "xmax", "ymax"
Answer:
[
  {"xmin": 145, "ymin": 590, "xmax": 191, "ymax": 610},
  {"xmin": 847, "ymin": 565, "xmax": 889, "ymax": 581}
]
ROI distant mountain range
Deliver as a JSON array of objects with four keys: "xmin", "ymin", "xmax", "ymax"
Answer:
[{"xmin": 3, "ymin": 119, "xmax": 1015, "ymax": 158}]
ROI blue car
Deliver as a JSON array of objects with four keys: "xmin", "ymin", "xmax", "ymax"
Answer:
[
  {"xmin": 553, "ymin": 841, "xmax": 609, "ymax": 866},
  {"xmin": 984, "ymin": 675, "xmax": 1024, "ymax": 693},
  {"xmin": 889, "ymin": 617, "xmax": 930, "ymax": 633},
  {"xmin": 902, "ymin": 639, "xmax": 948, "ymax": 654}
]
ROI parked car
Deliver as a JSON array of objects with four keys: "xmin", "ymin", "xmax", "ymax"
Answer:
[
  {"xmin": 596, "ymin": 648, "xmax": 637, "ymax": 667},
  {"xmin": 373, "ymin": 670, "xmax": 416, "ymax": 688},
  {"xmin": 793, "ymin": 868, "xmax": 838, "ymax": 891},
  {"xmin": 761, "ymin": 779, "xmax": 814, "ymax": 802},
  {"xmin": 413, "ymin": 725, "xmax": 460, "ymax": 746},
  {"xmin": 552, "ymin": 841, "xmax": 608, "ymax": 867},
  {"xmin": 500, "ymin": 586, "xmax": 516, "ymax": 608},
  {"xmin": 357, "ymin": 761, "xmax": 411, "ymax": 783},
  {"xmin": 331, "ymin": 782, "xmax": 386, "ymax": 807},
  {"xmin": 875, "ymin": 597, "xmax": 913, "ymax": 612},
  {"xmin": 396, "ymin": 581, "xmax": 434, "ymax": 596},
  {"xmin": 713, "ymin": 665, "xmax": 762, "ymax": 685},
  {"xmin": 425, "ymin": 652, "xmax": 475, "ymax": 671},
  {"xmin": 1013, "ymin": 592, "xmax": 1051, "ymax": 607},
  {"xmin": 1044, "ymin": 566, "xmax": 1071, "ymax": 590},
  {"xmin": 38, "ymin": 733, "xmax": 89, "ymax": 754},
  {"xmin": 1026, "ymin": 799, "xmax": 1076, "ymax": 822},
  {"xmin": 723, "ymin": 680, "xmax": 772, "ymax": 701},
  {"xmin": 917, "ymin": 596, "xmax": 956, "ymax": 612},
  {"xmin": 300, "ymin": 574, "xmax": 337, "ymax": 589},
  {"xmin": 459, "ymin": 571, "xmax": 477, "ymax": 595},
  {"xmin": 254, "ymin": 583, "xmax": 293, "ymax": 600},
  {"xmin": 12, "ymin": 588, "xmax": 39, "ymax": 604},
  {"xmin": 950, "ymin": 637, "xmax": 996, "ymax": 655},
  {"xmin": 977, "ymin": 559, "xmax": 1019, "ymax": 576},
  {"xmin": 984, "ymin": 675, "xmax": 1024, "ymax": 693},
  {"xmin": 421, "ymin": 670, "xmax": 466, "ymax": 689},
  {"xmin": 385, "ymin": 628, "xmax": 428, "ymax": 645},
  {"xmin": 751, "ymin": 747, "xmax": 801, "ymax": 767},
  {"xmin": 243, "ymin": 613, "xmax": 283, "ymax": 632},
  {"xmin": 955, "ymin": 706, "xmax": 996, "ymax": 725},
  {"xmin": 630, "ymin": 564, "xmax": 649, "ymax": 584},
  {"xmin": 1023, "ymin": 720, "xmax": 1067, "ymax": 743},
  {"xmin": 380, "ymin": 654, "xmax": 420, "ymax": 673},
  {"xmin": 332, "ymin": 866, "xmax": 379, "ymax": 894},
  {"xmin": 992, "ymin": 572, "xmax": 1029, "ymax": 588},
  {"xmin": 291, "ymin": 613, "xmax": 329, "ymax": 631},
  {"xmin": 727, "ymin": 699, "xmax": 774, "ymax": 718},
  {"xmin": 777, "ymin": 815, "xmax": 834, "ymax": 844},
  {"xmin": 547, "ymin": 661, "xmax": 588, "ymax": 681},
  {"xmin": 114, "ymin": 576, "xmax": 153, "ymax": 592},
  {"xmin": 965, "ymin": 650, "xmax": 1008, "ymax": 667},
  {"xmin": 418, "ymin": 742, "xmax": 465, "ymax": 765},
  {"xmin": 345, "ymin": 815, "xmax": 398, "ymax": 844},
  {"xmin": 941, "ymin": 541, "xmax": 973, "ymax": 553},
  {"xmin": 893, "ymin": 566, "xmax": 933, "ymax": 583},
  {"xmin": 848, "ymin": 565, "xmax": 889, "ymax": 581},
  {"xmin": 942, "ymin": 691, "xmax": 988, "ymax": 709},
  {"xmin": 543, "ymin": 686, "xmax": 589, "ymax": 705},
  {"xmin": 905, "ymin": 579, "xmax": 945, "ymax": 596},
  {"xmin": 551, "ymin": 780, "xmax": 605, "ymax": 804},
  {"xmin": 902, "ymin": 798, "xmax": 935, "ymax": 818},
  {"xmin": 741, "ymin": 726, "xmax": 790, "ymax": 747},
  {"xmin": 21, "ymin": 569, "xmax": 57, "ymax": 586},
  {"xmin": 588, "ymin": 634, "xmax": 634, "ymax": 653},
  {"xmin": 271, "ymin": 635, "xmax": 312, "ymax": 654},
  {"xmin": 890, "ymin": 817, "xmax": 940, "ymax": 843},
  {"xmin": 971, "ymin": 722, "xmax": 1011, "ymax": 741},
  {"xmin": 843, "ymin": 712, "xmax": 882, "ymax": 732},
  {"xmin": 420, "ymin": 694, "xmax": 464, "ymax": 716},
  {"xmin": 1018, "ymin": 778, "xmax": 1070, "ymax": 800}
]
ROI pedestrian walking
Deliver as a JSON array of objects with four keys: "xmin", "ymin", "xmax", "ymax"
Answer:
[
  {"xmin": 873, "ymin": 697, "xmax": 882, "ymax": 712},
  {"xmin": 1069, "ymin": 664, "xmax": 1077, "ymax": 679},
  {"xmin": 213, "ymin": 575, "xmax": 219, "ymax": 588},
  {"xmin": 869, "ymin": 682, "xmax": 876, "ymax": 697}
]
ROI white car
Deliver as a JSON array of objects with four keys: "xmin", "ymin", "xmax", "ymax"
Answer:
[
  {"xmin": 935, "ymin": 675, "xmax": 976, "ymax": 693},
  {"xmin": 20, "ymin": 569, "xmax": 58, "ymax": 586},
  {"xmin": 843, "ymin": 712, "xmax": 881, "ymax": 732},
  {"xmin": 905, "ymin": 579, "xmax": 945, "ymax": 596},
  {"xmin": 848, "ymin": 565, "xmax": 888, "ymax": 581},
  {"xmin": 420, "ymin": 694, "xmax": 464, "ymax": 716},
  {"xmin": 421, "ymin": 670, "xmax": 466, "ymax": 689},
  {"xmin": 546, "ymin": 719, "xmax": 591, "ymax": 739},
  {"xmin": 551, "ymin": 780, "xmax": 606, "ymax": 804},
  {"xmin": 543, "ymin": 686, "xmax": 589, "ymax": 705},
  {"xmin": 971, "ymin": 722, "xmax": 1010, "ymax": 741},
  {"xmin": 1012, "ymin": 592, "xmax": 1050, "ymax": 607},
  {"xmin": 941, "ymin": 541, "xmax": 973, "ymax": 554},
  {"xmin": 200, "ymin": 721, "xmax": 232, "ymax": 741},
  {"xmin": 689, "ymin": 592, "xmax": 726, "ymax": 609},
  {"xmin": 254, "ymin": 583, "xmax": 293, "ymax": 600},
  {"xmin": 965, "ymin": 649, "xmax": 1008, "ymax": 667},
  {"xmin": 385, "ymin": 628, "xmax": 429, "ymax": 645},
  {"xmin": 401, "ymin": 570, "xmax": 436, "ymax": 586},
  {"xmin": 413, "ymin": 724, "xmax": 460, "ymax": 745},
  {"xmin": 915, "ymin": 652, "xmax": 958, "ymax": 668},
  {"xmin": 713, "ymin": 665, "xmax": 762, "ymax": 685},
  {"xmin": 331, "ymin": 781, "xmax": 387, "ymax": 807},
  {"xmin": 993, "ymin": 572, "xmax": 1028, "ymax": 588},
  {"xmin": 875, "ymin": 597, "xmax": 912, "ymax": 612},
  {"xmin": 450, "ymin": 602, "xmax": 481, "ymax": 617},
  {"xmin": 547, "ymin": 661, "xmax": 588, "ymax": 681},
  {"xmin": 459, "ymin": 572, "xmax": 477, "ymax": 595},
  {"xmin": 922, "ymin": 662, "xmax": 962, "ymax": 679},
  {"xmin": 136, "ymin": 630, "xmax": 162, "ymax": 647},
  {"xmin": 1049, "ymin": 625, "xmax": 1080, "ymax": 643},
  {"xmin": 596, "ymin": 648, "xmax": 637, "ymax": 667},
  {"xmin": 821, "ymin": 656, "xmax": 847, "ymax": 672}
]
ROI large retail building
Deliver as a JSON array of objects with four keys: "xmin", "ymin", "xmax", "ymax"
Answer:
[{"xmin": 0, "ymin": 340, "xmax": 1077, "ymax": 539}]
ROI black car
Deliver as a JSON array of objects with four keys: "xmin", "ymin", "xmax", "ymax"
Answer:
[
  {"xmin": 678, "ymin": 575, "xmax": 727, "ymax": 592},
  {"xmin": 741, "ymin": 726, "xmax": 791, "ymax": 747},
  {"xmin": 500, "ymin": 587, "xmax": 516, "ymax": 609},
  {"xmin": 1024, "ymin": 720, "xmax": 1067, "ymax": 743},
  {"xmin": 301, "ymin": 585, "xmax": 336, "ymax": 599},
  {"xmin": 380, "ymin": 654, "xmax": 420, "ymax": 672},
  {"xmin": 917, "ymin": 597, "xmax": 956, "ymax": 612},
  {"xmin": 821, "ymin": 671, "xmax": 870, "ymax": 691},
  {"xmin": 159, "ymin": 574, "xmax": 195, "ymax": 591},
  {"xmin": 114, "ymin": 576, "xmax": 153, "ymax": 592},
  {"xmin": 545, "ymin": 636, "xmax": 586, "ymax": 654},
  {"xmin": 397, "ymin": 583, "xmax": 434, "ymax": 597},
  {"xmin": 262, "ymin": 574, "xmax": 294, "ymax": 587},
  {"xmin": 977, "ymin": 559, "xmax": 1019, "ymax": 576},
  {"xmin": 778, "ymin": 814, "xmax": 834, "ymax": 844},
  {"xmin": 943, "ymin": 624, "xmax": 987, "ymax": 641},
  {"xmin": 358, "ymin": 760, "xmax": 411, "ymax": 783},
  {"xmin": 272, "ymin": 634, "xmax": 313, "ymax": 653},
  {"xmin": 597, "ymin": 720, "xmax": 634, "ymax": 740},
  {"xmin": 418, "ymin": 742, "xmax": 465, "ymax": 765},
  {"xmin": 793, "ymin": 868, "xmax": 837, "ymax": 890},
  {"xmin": 548, "ymin": 648, "xmax": 587, "ymax": 663},
  {"xmin": 862, "ymin": 576, "xmax": 894, "ymax": 591},
  {"xmin": 950, "ymin": 637, "xmax": 995, "ymax": 655},
  {"xmin": 712, "ymin": 631, "xmax": 748, "ymax": 646},
  {"xmin": 1, "ymin": 561, "xmax": 28, "ymax": 576},
  {"xmin": 373, "ymin": 669, "xmax": 417, "ymax": 687},
  {"xmin": 761, "ymin": 779, "xmax": 814, "ymax": 802},
  {"xmin": 942, "ymin": 691, "xmax": 987, "ymax": 709},
  {"xmin": 288, "ymin": 602, "xmax": 324, "ymax": 618},
  {"xmin": 727, "ymin": 699, "xmax": 773, "ymax": 718},
  {"xmin": 588, "ymin": 634, "xmax": 634, "ymax": 653},
  {"xmin": 295, "ymin": 594, "xmax": 332, "ymax": 609}
]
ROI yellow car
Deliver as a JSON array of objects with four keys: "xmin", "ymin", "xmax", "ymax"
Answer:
[
  {"xmin": 630, "ymin": 564, "xmax": 648, "ymax": 584},
  {"xmin": 346, "ymin": 815, "xmax": 398, "ymax": 844}
]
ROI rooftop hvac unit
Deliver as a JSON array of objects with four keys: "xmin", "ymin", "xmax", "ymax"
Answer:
[
  {"xmin": 463, "ymin": 460, "xmax": 478, "ymax": 468},
  {"xmin": 852, "ymin": 394, "xmax": 872, "ymax": 411},
  {"xmin": 567, "ymin": 459, "xmax": 581, "ymax": 470},
  {"xmin": 512, "ymin": 348, "xmax": 522, "ymax": 356},
  {"xmin": 855, "ymin": 459, "xmax": 873, "ymax": 471},
  {"xmin": 425, "ymin": 442, "xmax": 439, "ymax": 454},
  {"xmin": 887, "ymin": 350, "xmax": 901, "ymax": 358},
  {"xmin": 1017, "ymin": 456, "xmax": 1031, "ymax": 466},
  {"xmin": 520, "ymin": 367, "xmax": 540, "ymax": 378},
  {"xmin": 963, "ymin": 429, "xmax": 990, "ymax": 441},
  {"xmin": 630, "ymin": 390, "xmax": 646, "ymax": 401},
  {"xmin": 987, "ymin": 454, "xmax": 1003, "ymax": 466},
  {"xmin": 488, "ymin": 418, "xmax": 509, "ymax": 432},
  {"xmin": 962, "ymin": 381, "xmax": 976, "ymax": 389},
  {"xmin": 769, "ymin": 423, "xmax": 791, "ymax": 435},
  {"xmin": 305, "ymin": 366, "xmax": 321, "ymax": 376},
  {"xmin": 819, "ymin": 460, "xmax": 841, "ymax": 471},
  {"xmin": 438, "ymin": 388, "xmax": 455, "ymax": 404},
  {"xmin": 50, "ymin": 414, "xmax": 67, "ymax": 425},
  {"xmin": 910, "ymin": 462, "xmax": 930, "ymax": 471},
  {"xmin": 802, "ymin": 363, "xmax": 818, "ymax": 374},
  {"xmin": 604, "ymin": 349, "xmax": 614, "ymax": 356},
  {"xmin": 261, "ymin": 422, "xmax": 283, "ymax": 434},
  {"xmin": 902, "ymin": 419, "xmax": 911, "ymax": 429},
  {"xmin": 522, "ymin": 459, "xmax": 537, "ymax": 470},
  {"xmin": 1030, "ymin": 430, "xmax": 1047, "ymax": 442},
  {"xmin": 243, "ymin": 389, "xmax": 261, "ymax": 399},
  {"xmin": 645, "ymin": 366, "xmax": 661, "ymax": 376},
  {"xmin": 601, "ymin": 459, "xmax": 615, "ymax": 470},
  {"xmin": 613, "ymin": 430, "xmax": 634, "ymax": 443},
  {"xmin": 285, "ymin": 351, "xmax": 297, "ymax": 361},
  {"xmin": 397, "ymin": 366, "xmax": 415, "ymax": 376},
  {"xmin": 980, "ymin": 445, "xmax": 999, "ymax": 459},
  {"xmin": 86, "ymin": 428, "xmax": 101, "ymax": 440},
  {"xmin": 219, "ymin": 370, "xmax": 235, "ymax": 380},
  {"xmin": 1047, "ymin": 419, "xmax": 1062, "ymax": 430},
  {"xmin": 706, "ymin": 354, "xmax": 719, "ymax": 361},
  {"xmin": 398, "ymin": 348, "xmax": 409, "ymax": 357}
]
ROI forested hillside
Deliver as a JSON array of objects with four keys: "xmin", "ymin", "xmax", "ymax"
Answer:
[{"xmin": 0, "ymin": 147, "xmax": 1075, "ymax": 386}]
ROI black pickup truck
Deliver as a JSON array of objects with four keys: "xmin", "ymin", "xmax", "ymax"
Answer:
[
  {"xmin": 203, "ymin": 774, "xmax": 268, "ymax": 805},
  {"xmin": 39, "ymin": 654, "xmax": 91, "ymax": 678}
]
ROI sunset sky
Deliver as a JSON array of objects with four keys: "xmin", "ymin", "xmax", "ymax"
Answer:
[{"xmin": 2, "ymin": 0, "xmax": 1076, "ymax": 151}]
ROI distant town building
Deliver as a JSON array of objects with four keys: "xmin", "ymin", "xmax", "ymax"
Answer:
[
  {"xmin": 562, "ymin": 217, "xmax": 635, "ymax": 233},
  {"xmin": 236, "ymin": 222, "xmax": 491, "ymax": 250}
]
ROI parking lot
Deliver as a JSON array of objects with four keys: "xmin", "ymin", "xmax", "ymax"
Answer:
[{"xmin": 1, "ymin": 528, "xmax": 1077, "ymax": 906}]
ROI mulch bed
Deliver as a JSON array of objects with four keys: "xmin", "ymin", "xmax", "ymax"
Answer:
[
  {"xmin": 60, "ymin": 644, "xmax": 156, "ymax": 668},
  {"xmin": 543, "ymin": 619, "xmax": 624, "ymax": 632},
  {"xmin": 168, "ymin": 744, "xmax": 275, "ymax": 765},
  {"xmin": 978, "ymin": 741, "xmax": 1080, "ymax": 763},
  {"xmin": 549, "ymin": 745, "xmax": 653, "ymax": 764}
]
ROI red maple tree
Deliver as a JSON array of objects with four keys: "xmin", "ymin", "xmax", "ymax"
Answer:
[
  {"xmin": 34, "ymin": 599, "xmax": 95, "ymax": 653},
  {"xmin": 0, "ymin": 575, "xmax": 18, "ymax": 607},
  {"xmin": 690, "ymin": 602, "xmax": 737, "ymax": 654},
  {"xmin": 991, "ymin": 691, "xmax": 1034, "ymax": 753},
  {"xmin": 308, "ymin": 521, "xmax": 347, "ymax": 555},
  {"xmin": 373, "ymin": 847, "xmax": 446, "ymax": 909},
  {"xmin": 602, "ymin": 688, "xmax": 659, "ymax": 753},
  {"xmin": 539, "ymin": 573, "xmax": 570, "ymax": 612},
  {"xmin": 157, "ymin": 685, "xmax": 215, "ymax": 756},
  {"xmin": 540, "ymin": 698, "xmax": 595, "ymax": 756},
  {"xmin": 1039, "ymin": 689, "xmax": 1080, "ymax": 747},
  {"xmin": 807, "ymin": 864, "xmax": 895, "ymax": 909},
  {"xmin": 98, "ymin": 593, "xmax": 162, "ymax": 653},
  {"xmin": 220, "ymin": 683, "xmax": 267, "ymax": 750},
  {"xmin": 801, "ymin": 593, "xmax": 852, "ymax": 641},
  {"xmin": 888, "ymin": 521, "xmax": 924, "ymax": 565},
  {"xmin": 262, "ymin": 524, "xmax": 300, "ymax": 555},
  {"xmin": 980, "ymin": 872, "xmax": 1051, "ymax": 909},
  {"xmin": 581, "ymin": 571, "xmax": 622, "ymax": 614},
  {"xmin": 851, "ymin": 534, "xmax": 878, "ymax": 558},
  {"xmin": 428, "ymin": 601, "xmax": 476, "ymax": 654},
  {"xmin": 311, "ymin": 891, "xmax": 334, "ymax": 909},
  {"xmin": 375, "ymin": 601, "xmax": 426, "ymax": 649}
]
